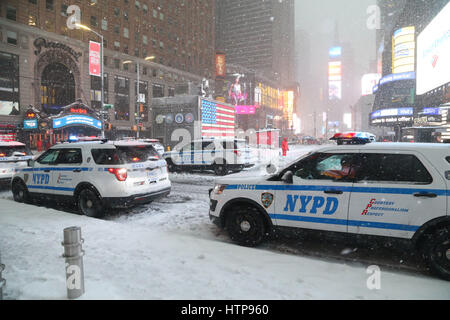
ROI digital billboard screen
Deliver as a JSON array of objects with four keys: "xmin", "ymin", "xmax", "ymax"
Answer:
[
  {"xmin": 416, "ymin": 2, "xmax": 450, "ymax": 95},
  {"xmin": 392, "ymin": 26, "xmax": 416, "ymax": 74}
]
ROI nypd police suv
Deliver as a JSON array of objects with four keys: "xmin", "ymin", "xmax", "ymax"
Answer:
[
  {"xmin": 11, "ymin": 138, "xmax": 171, "ymax": 217},
  {"xmin": 0, "ymin": 141, "xmax": 33, "ymax": 184},
  {"xmin": 164, "ymin": 138, "xmax": 254, "ymax": 175},
  {"xmin": 209, "ymin": 133, "xmax": 450, "ymax": 280}
]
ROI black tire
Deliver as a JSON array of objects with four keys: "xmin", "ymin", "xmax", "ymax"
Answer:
[
  {"xmin": 12, "ymin": 180, "xmax": 30, "ymax": 204},
  {"xmin": 225, "ymin": 205, "xmax": 266, "ymax": 247},
  {"xmin": 166, "ymin": 159, "xmax": 178, "ymax": 172},
  {"xmin": 214, "ymin": 160, "xmax": 228, "ymax": 176},
  {"xmin": 78, "ymin": 188, "xmax": 105, "ymax": 218},
  {"xmin": 422, "ymin": 227, "xmax": 450, "ymax": 281}
]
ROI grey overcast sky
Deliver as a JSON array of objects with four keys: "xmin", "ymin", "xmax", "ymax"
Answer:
[{"xmin": 295, "ymin": 0, "xmax": 377, "ymax": 78}]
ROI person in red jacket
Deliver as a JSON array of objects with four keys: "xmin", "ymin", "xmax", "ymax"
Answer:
[{"xmin": 281, "ymin": 137, "xmax": 289, "ymax": 157}]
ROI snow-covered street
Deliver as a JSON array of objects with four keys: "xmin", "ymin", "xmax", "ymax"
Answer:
[{"xmin": 0, "ymin": 145, "xmax": 449, "ymax": 300}]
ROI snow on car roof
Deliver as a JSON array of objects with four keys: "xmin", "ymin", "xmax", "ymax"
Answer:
[
  {"xmin": 321, "ymin": 142, "xmax": 450, "ymax": 152},
  {"xmin": 0, "ymin": 141, "xmax": 26, "ymax": 147}
]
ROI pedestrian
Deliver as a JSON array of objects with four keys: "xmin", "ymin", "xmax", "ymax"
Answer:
[
  {"xmin": 281, "ymin": 137, "xmax": 289, "ymax": 157},
  {"xmin": 36, "ymin": 139, "xmax": 43, "ymax": 152}
]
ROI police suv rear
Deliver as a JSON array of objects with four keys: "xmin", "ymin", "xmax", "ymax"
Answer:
[
  {"xmin": 0, "ymin": 141, "xmax": 33, "ymax": 184},
  {"xmin": 209, "ymin": 133, "xmax": 450, "ymax": 280},
  {"xmin": 11, "ymin": 139, "xmax": 171, "ymax": 217}
]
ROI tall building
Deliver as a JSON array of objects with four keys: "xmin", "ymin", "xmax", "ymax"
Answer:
[
  {"xmin": 216, "ymin": 0, "xmax": 295, "ymax": 86},
  {"xmin": 0, "ymin": 0, "xmax": 215, "ymax": 144}
]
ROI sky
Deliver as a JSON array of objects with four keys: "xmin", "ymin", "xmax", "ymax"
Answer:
[{"xmin": 294, "ymin": 0, "xmax": 378, "ymax": 135}]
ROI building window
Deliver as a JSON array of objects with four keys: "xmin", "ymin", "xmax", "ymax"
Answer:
[
  {"xmin": 90, "ymin": 16, "xmax": 98, "ymax": 27},
  {"xmin": 90, "ymin": 74, "xmax": 109, "ymax": 108},
  {"xmin": 114, "ymin": 41, "xmax": 120, "ymax": 50},
  {"xmin": 123, "ymin": 28, "xmax": 129, "ymax": 38},
  {"xmin": 135, "ymin": 80, "xmax": 148, "ymax": 121},
  {"xmin": 101, "ymin": 19, "xmax": 108, "ymax": 31},
  {"xmin": 114, "ymin": 59, "xmax": 120, "ymax": 69},
  {"xmin": 46, "ymin": 0, "xmax": 54, "ymax": 11},
  {"xmin": 6, "ymin": 6, "xmax": 16, "ymax": 21},
  {"xmin": 61, "ymin": 4, "xmax": 69, "ymax": 16},
  {"xmin": 29, "ymin": 0, "xmax": 37, "ymax": 4},
  {"xmin": 114, "ymin": 76, "xmax": 130, "ymax": 121},
  {"xmin": 0, "ymin": 52, "xmax": 20, "ymax": 116},
  {"xmin": 143, "ymin": 35, "xmax": 148, "ymax": 45},
  {"xmin": 114, "ymin": 25, "xmax": 120, "ymax": 35},
  {"xmin": 114, "ymin": 8, "xmax": 120, "ymax": 17},
  {"xmin": 152, "ymin": 84, "xmax": 164, "ymax": 98},
  {"xmin": 6, "ymin": 31, "xmax": 17, "ymax": 45}
]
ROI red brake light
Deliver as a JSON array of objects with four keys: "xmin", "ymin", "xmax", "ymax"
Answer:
[
  {"xmin": 107, "ymin": 168, "xmax": 127, "ymax": 181},
  {"xmin": 234, "ymin": 150, "xmax": 241, "ymax": 156},
  {"xmin": 0, "ymin": 153, "xmax": 5, "ymax": 157},
  {"xmin": 132, "ymin": 157, "xmax": 140, "ymax": 162}
]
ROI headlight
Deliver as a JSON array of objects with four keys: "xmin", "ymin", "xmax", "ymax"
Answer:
[{"xmin": 213, "ymin": 184, "xmax": 228, "ymax": 195}]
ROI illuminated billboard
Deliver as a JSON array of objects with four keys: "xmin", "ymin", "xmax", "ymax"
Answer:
[
  {"xmin": 329, "ymin": 46, "xmax": 342, "ymax": 58},
  {"xmin": 328, "ymin": 61, "xmax": 342, "ymax": 100},
  {"xmin": 392, "ymin": 26, "xmax": 416, "ymax": 74},
  {"xmin": 416, "ymin": 2, "xmax": 450, "ymax": 95}
]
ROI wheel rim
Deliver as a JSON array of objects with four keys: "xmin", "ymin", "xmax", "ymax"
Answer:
[
  {"xmin": 240, "ymin": 220, "xmax": 251, "ymax": 232},
  {"xmin": 80, "ymin": 191, "xmax": 98, "ymax": 216},
  {"xmin": 432, "ymin": 239, "xmax": 450, "ymax": 270}
]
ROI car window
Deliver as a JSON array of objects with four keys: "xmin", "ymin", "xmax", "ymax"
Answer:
[
  {"xmin": 56, "ymin": 149, "xmax": 83, "ymax": 164},
  {"xmin": 357, "ymin": 153, "xmax": 433, "ymax": 184},
  {"xmin": 446, "ymin": 156, "xmax": 450, "ymax": 164},
  {"xmin": 289, "ymin": 153, "xmax": 358, "ymax": 181},
  {"xmin": 0, "ymin": 146, "xmax": 29, "ymax": 157},
  {"xmin": 36, "ymin": 149, "xmax": 61, "ymax": 165},
  {"xmin": 116, "ymin": 145, "xmax": 160, "ymax": 163},
  {"xmin": 91, "ymin": 149, "xmax": 123, "ymax": 165}
]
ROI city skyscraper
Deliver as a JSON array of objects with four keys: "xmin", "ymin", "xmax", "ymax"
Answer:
[{"xmin": 215, "ymin": 0, "xmax": 295, "ymax": 86}]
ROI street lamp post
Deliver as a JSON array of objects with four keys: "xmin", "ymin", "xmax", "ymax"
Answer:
[
  {"xmin": 123, "ymin": 56, "xmax": 154, "ymax": 139},
  {"xmin": 76, "ymin": 24, "xmax": 105, "ymax": 139}
]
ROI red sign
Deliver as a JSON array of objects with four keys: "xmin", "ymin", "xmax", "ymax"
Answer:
[
  {"xmin": 70, "ymin": 107, "xmax": 88, "ymax": 114},
  {"xmin": 89, "ymin": 41, "xmax": 101, "ymax": 77}
]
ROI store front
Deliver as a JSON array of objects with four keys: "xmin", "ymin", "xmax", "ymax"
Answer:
[{"xmin": 22, "ymin": 102, "xmax": 102, "ymax": 151}]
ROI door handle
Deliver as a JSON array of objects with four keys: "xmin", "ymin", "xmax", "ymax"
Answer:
[
  {"xmin": 44, "ymin": 169, "xmax": 50, "ymax": 173},
  {"xmin": 324, "ymin": 190, "xmax": 343, "ymax": 195},
  {"xmin": 73, "ymin": 169, "xmax": 82, "ymax": 173},
  {"xmin": 413, "ymin": 192, "xmax": 437, "ymax": 198}
]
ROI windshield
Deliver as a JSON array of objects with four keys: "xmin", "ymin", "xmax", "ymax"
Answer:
[{"xmin": 91, "ymin": 146, "xmax": 159, "ymax": 165}]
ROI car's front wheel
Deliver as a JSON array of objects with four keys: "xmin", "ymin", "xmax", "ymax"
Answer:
[
  {"xmin": 422, "ymin": 227, "xmax": 450, "ymax": 281},
  {"xmin": 214, "ymin": 160, "xmax": 228, "ymax": 176},
  {"xmin": 225, "ymin": 205, "xmax": 266, "ymax": 247},
  {"xmin": 78, "ymin": 188, "xmax": 105, "ymax": 218}
]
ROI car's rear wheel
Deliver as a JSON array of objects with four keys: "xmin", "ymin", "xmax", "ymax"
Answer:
[
  {"xmin": 12, "ymin": 180, "xmax": 30, "ymax": 204},
  {"xmin": 422, "ymin": 227, "xmax": 450, "ymax": 281},
  {"xmin": 225, "ymin": 205, "xmax": 266, "ymax": 247},
  {"xmin": 78, "ymin": 188, "xmax": 105, "ymax": 218}
]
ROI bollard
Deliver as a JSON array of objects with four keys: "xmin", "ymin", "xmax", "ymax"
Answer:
[
  {"xmin": 62, "ymin": 226, "xmax": 85, "ymax": 299},
  {"xmin": 0, "ymin": 252, "xmax": 5, "ymax": 300}
]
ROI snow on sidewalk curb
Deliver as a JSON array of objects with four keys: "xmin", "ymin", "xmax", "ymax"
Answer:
[{"xmin": 0, "ymin": 199, "xmax": 449, "ymax": 300}]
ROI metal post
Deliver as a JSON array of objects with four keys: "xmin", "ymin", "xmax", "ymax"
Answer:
[
  {"xmin": 136, "ymin": 60, "xmax": 140, "ymax": 139},
  {"xmin": 62, "ymin": 226, "xmax": 85, "ymax": 299},
  {"xmin": 0, "ymin": 252, "xmax": 5, "ymax": 300},
  {"xmin": 100, "ymin": 34, "xmax": 105, "ymax": 139}
]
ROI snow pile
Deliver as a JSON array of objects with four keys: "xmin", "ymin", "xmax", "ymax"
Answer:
[{"xmin": 1, "ymin": 199, "xmax": 449, "ymax": 300}]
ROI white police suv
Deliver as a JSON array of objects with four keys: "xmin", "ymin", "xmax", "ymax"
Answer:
[
  {"xmin": 11, "ymin": 139, "xmax": 171, "ymax": 217},
  {"xmin": 164, "ymin": 138, "xmax": 254, "ymax": 175},
  {"xmin": 209, "ymin": 136, "xmax": 450, "ymax": 280},
  {"xmin": 0, "ymin": 141, "xmax": 33, "ymax": 184}
]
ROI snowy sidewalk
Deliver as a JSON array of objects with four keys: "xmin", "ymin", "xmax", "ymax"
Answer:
[{"xmin": 0, "ymin": 199, "xmax": 449, "ymax": 300}]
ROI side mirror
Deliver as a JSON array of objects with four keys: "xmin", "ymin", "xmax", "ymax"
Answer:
[
  {"xmin": 27, "ymin": 159, "xmax": 35, "ymax": 167},
  {"xmin": 281, "ymin": 171, "xmax": 293, "ymax": 184}
]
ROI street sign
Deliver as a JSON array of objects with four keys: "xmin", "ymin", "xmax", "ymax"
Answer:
[{"xmin": 103, "ymin": 104, "xmax": 114, "ymax": 110}]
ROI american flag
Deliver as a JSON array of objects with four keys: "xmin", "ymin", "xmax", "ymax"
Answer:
[{"xmin": 201, "ymin": 99, "xmax": 235, "ymax": 137}]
